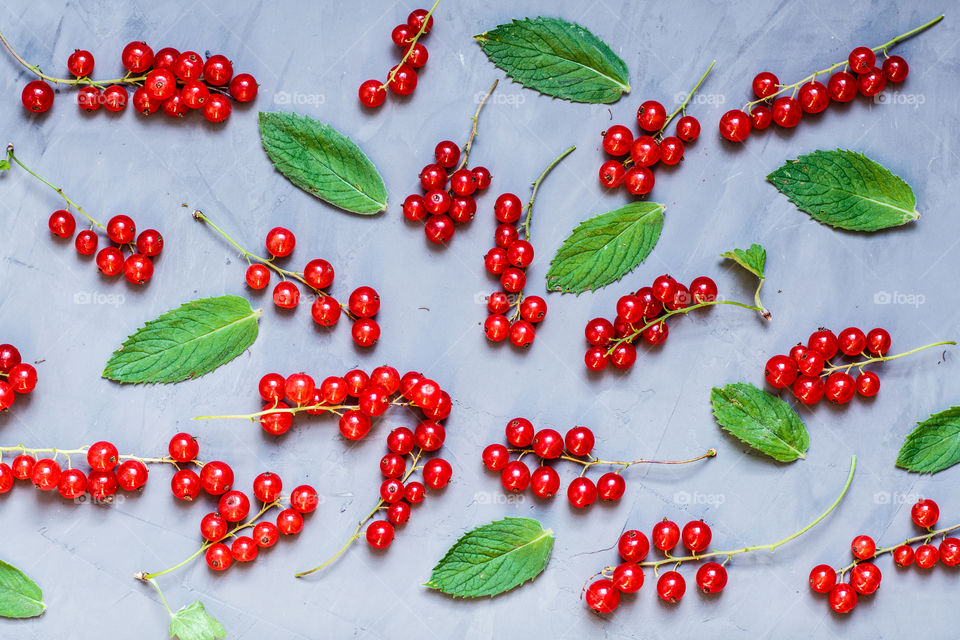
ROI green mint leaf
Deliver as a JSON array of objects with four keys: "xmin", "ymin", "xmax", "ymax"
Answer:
[
  {"xmin": 425, "ymin": 517, "xmax": 554, "ymax": 597},
  {"xmin": 168, "ymin": 601, "xmax": 226, "ymax": 640},
  {"xmin": 103, "ymin": 295, "xmax": 261, "ymax": 384},
  {"xmin": 546, "ymin": 202, "xmax": 664, "ymax": 294},
  {"xmin": 721, "ymin": 243, "xmax": 766, "ymax": 279},
  {"xmin": 711, "ymin": 383, "xmax": 809, "ymax": 462},
  {"xmin": 896, "ymin": 406, "xmax": 960, "ymax": 473},
  {"xmin": 0, "ymin": 559, "xmax": 45, "ymax": 619},
  {"xmin": 767, "ymin": 149, "xmax": 918, "ymax": 232},
  {"xmin": 259, "ymin": 112, "xmax": 387, "ymax": 214},
  {"xmin": 0, "ymin": 160, "xmax": 10, "ymax": 171},
  {"xmin": 475, "ymin": 17, "xmax": 630, "ymax": 104}
]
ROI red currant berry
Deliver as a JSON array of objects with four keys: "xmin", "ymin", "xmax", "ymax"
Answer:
[
  {"xmin": 228, "ymin": 73, "xmax": 258, "ymax": 102},
  {"xmin": 171, "ymin": 469, "xmax": 201, "ymax": 501},
  {"xmin": 659, "ymin": 136, "xmax": 684, "ymax": 165},
  {"xmin": 0, "ymin": 463, "xmax": 14, "ymax": 494},
  {"xmin": 253, "ymin": 522, "xmax": 279, "ymax": 547},
  {"xmin": 301, "ymin": 258, "xmax": 334, "ymax": 290},
  {"xmin": 681, "ymin": 520, "xmax": 712, "ymax": 552},
  {"xmin": 506, "ymin": 240, "xmax": 534, "ymax": 268},
  {"xmin": 827, "ymin": 71, "xmax": 858, "ymax": 102},
  {"xmin": 385, "ymin": 428, "xmax": 415, "ymax": 458},
  {"xmin": 46, "ymin": 209, "xmax": 75, "ymax": 239},
  {"xmin": 719, "ymin": 109, "xmax": 751, "ymax": 142},
  {"xmin": 915, "ymin": 544, "xmax": 939, "ymax": 568},
  {"xmin": 310, "ymin": 295, "xmax": 342, "ymax": 327},
  {"xmin": 792, "ymin": 375, "xmax": 825, "ymax": 405},
  {"xmin": 199, "ymin": 461, "xmax": 234, "ymax": 496},
  {"xmin": 415, "ymin": 420, "xmax": 446, "ymax": 451},
  {"xmin": 171, "ymin": 50, "xmax": 203, "ymax": 81},
  {"xmin": 564, "ymin": 426, "xmax": 594, "ymax": 456},
  {"xmin": 245, "ymin": 264, "xmax": 271, "ymax": 290},
  {"xmin": 855, "ymin": 371, "xmax": 880, "ymax": 397},
  {"xmin": 752, "ymin": 71, "xmax": 779, "ymax": 98},
  {"xmin": 380, "ymin": 478, "xmax": 405, "ymax": 504},
  {"xmin": 851, "ymin": 534, "xmax": 876, "ymax": 560},
  {"xmin": 132, "ymin": 86, "xmax": 161, "ymax": 115},
  {"xmin": 609, "ymin": 342, "xmax": 637, "ymax": 370},
  {"xmin": 630, "ymin": 135, "xmax": 660, "ymax": 167},
  {"xmin": 796, "ymin": 350, "xmax": 825, "ymax": 377},
  {"xmin": 423, "ymin": 458, "xmax": 452, "ymax": 489},
  {"xmin": 11, "ymin": 454, "xmax": 35, "ymax": 480},
  {"xmin": 652, "ymin": 519, "xmax": 680, "ymax": 551},
  {"xmin": 850, "ymin": 562, "xmax": 882, "ymax": 595},
  {"xmin": 689, "ymin": 276, "xmax": 718, "ymax": 303},
  {"xmin": 531, "ymin": 429, "xmax": 564, "ymax": 459},
  {"xmin": 202, "ymin": 94, "xmax": 232, "ymax": 123},
  {"xmin": 911, "ymin": 499, "xmax": 939, "ymax": 528},
  {"xmin": 675, "ymin": 115, "xmax": 701, "ymax": 142},
  {"xmin": 501, "ymin": 460, "xmax": 530, "ymax": 492},
  {"xmin": 764, "ymin": 354, "xmax": 798, "ymax": 388},
  {"xmin": 596, "ymin": 473, "xmax": 626, "ymax": 501},
  {"xmin": 366, "ymin": 520, "xmax": 394, "ymax": 548},
  {"xmin": 530, "ymin": 465, "xmax": 560, "ymax": 498},
  {"xmin": 106, "ymin": 214, "xmax": 136, "ymax": 244},
  {"xmin": 828, "ymin": 583, "xmax": 857, "ymax": 613},
  {"xmin": 358, "ymin": 79, "xmax": 386, "ymax": 107},
  {"xmin": 0, "ymin": 383, "xmax": 12, "ymax": 411},
  {"xmin": 347, "ymin": 286, "xmax": 380, "ymax": 318},
  {"xmin": 277, "ymin": 508, "xmax": 304, "ymax": 535},
  {"xmin": 135, "ymin": 229, "xmax": 163, "ymax": 257},
  {"xmin": 391, "ymin": 23, "xmax": 415, "ymax": 47},
  {"xmin": 809, "ymin": 564, "xmax": 837, "ymax": 593},
  {"xmin": 623, "ymin": 166, "xmax": 655, "ymax": 195},
  {"xmin": 893, "ymin": 544, "xmax": 914, "ymax": 567},
  {"xmin": 407, "ymin": 8, "xmax": 434, "ymax": 33},
  {"xmin": 218, "ymin": 490, "xmax": 251, "ymax": 522},
  {"xmin": 67, "ymin": 49, "xmax": 95, "ymax": 77},
  {"xmin": 424, "ymin": 189, "xmax": 451, "ymax": 215},
  {"xmin": 387, "ymin": 501, "xmax": 411, "ymax": 525},
  {"xmin": 472, "ymin": 166, "xmax": 492, "ymax": 189},
  {"xmin": 122, "ymin": 254, "xmax": 153, "ymax": 285},
  {"xmin": 87, "ymin": 471, "xmax": 118, "ymax": 501},
  {"xmin": 636, "ymin": 100, "xmax": 666, "ymax": 131},
  {"xmin": 500, "ymin": 267, "xmax": 526, "ymax": 294},
  {"xmin": 518, "ymin": 296, "xmax": 547, "ymax": 324},
  {"xmin": 116, "ymin": 459, "xmax": 148, "ymax": 491},
  {"xmin": 494, "ymin": 193, "xmax": 523, "ymax": 224},
  {"xmin": 585, "ymin": 579, "xmax": 620, "ymax": 613},
  {"xmin": 696, "ymin": 562, "xmax": 728, "ymax": 593},
  {"xmin": 642, "ymin": 321, "xmax": 668, "ymax": 346},
  {"xmin": 404, "ymin": 481, "xmax": 425, "ymax": 503},
  {"xmin": 153, "ymin": 47, "xmax": 179, "ymax": 70},
  {"xmin": 612, "ymin": 562, "xmax": 644, "ymax": 593},
  {"xmin": 121, "ymin": 41, "xmax": 153, "ymax": 72},
  {"xmin": 798, "ymin": 80, "xmax": 829, "ymax": 114},
  {"xmin": 656, "ymin": 571, "xmax": 686, "ymax": 603},
  {"xmin": 257, "ymin": 373, "xmax": 285, "ymax": 402},
  {"xmin": 749, "ymin": 105, "xmax": 773, "ymax": 129},
  {"xmin": 450, "ymin": 169, "xmax": 477, "ymax": 196},
  {"xmin": 387, "ymin": 64, "xmax": 417, "ymax": 95},
  {"xmin": 482, "ymin": 444, "xmax": 510, "ymax": 471},
  {"xmin": 494, "ymin": 223, "xmax": 519, "ymax": 248},
  {"xmin": 808, "ymin": 329, "xmax": 839, "ymax": 359},
  {"xmin": 865, "ymin": 328, "xmax": 891, "ymax": 356},
  {"xmin": 848, "ymin": 46, "xmax": 876, "ymax": 74},
  {"xmin": 272, "ymin": 281, "xmax": 300, "ymax": 309},
  {"xmin": 102, "ymin": 85, "xmax": 128, "ymax": 111},
  {"xmin": 618, "ymin": 530, "xmax": 650, "ymax": 562},
  {"xmin": 87, "ymin": 441, "xmax": 119, "ymax": 472},
  {"xmin": 231, "ymin": 536, "xmax": 258, "ymax": 563},
  {"xmin": 771, "ymin": 96, "xmax": 802, "ymax": 127},
  {"xmin": 857, "ymin": 67, "xmax": 886, "ymax": 97},
  {"xmin": 56, "ymin": 468, "xmax": 86, "ymax": 500},
  {"xmin": 585, "ymin": 318, "xmax": 615, "ymax": 347},
  {"xmin": 200, "ymin": 512, "xmax": 228, "ymax": 541},
  {"xmin": 433, "ymin": 140, "xmax": 460, "ymax": 168},
  {"xmin": 634, "ymin": 286, "xmax": 663, "ymax": 317},
  {"xmin": 602, "ymin": 124, "xmax": 633, "ymax": 156},
  {"xmin": 567, "ymin": 476, "xmax": 597, "ymax": 508},
  {"xmin": 505, "ymin": 417, "xmax": 535, "ymax": 447},
  {"xmin": 253, "ymin": 472, "xmax": 283, "ymax": 503},
  {"xmin": 651, "ymin": 274, "xmax": 678, "ymax": 302},
  {"xmin": 75, "ymin": 229, "xmax": 98, "ymax": 255},
  {"xmin": 203, "ymin": 55, "xmax": 233, "ymax": 86},
  {"xmin": 339, "ymin": 409, "xmax": 371, "ymax": 440},
  {"xmin": 178, "ymin": 80, "xmax": 209, "ymax": 110},
  {"xmin": 882, "ymin": 55, "xmax": 909, "ymax": 83},
  {"xmin": 424, "ymin": 214, "xmax": 455, "ymax": 243},
  {"xmin": 665, "ymin": 283, "xmax": 691, "ymax": 310},
  {"xmin": 599, "ymin": 160, "xmax": 626, "ymax": 188},
  {"xmin": 939, "ymin": 538, "xmax": 960, "ymax": 566},
  {"xmin": 205, "ymin": 543, "xmax": 232, "ymax": 571},
  {"xmin": 5, "ymin": 363, "xmax": 35, "ymax": 394},
  {"xmin": 403, "ymin": 194, "xmax": 427, "ymax": 221},
  {"xmin": 352, "ymin": 318, "xmax": 380, "ymax": 347},
  {"xmin": 449, "ymin": 195, "xmax": 477, "ymax": 222},
  {"xmin": 145, "ymin": 68, "xmax": 177, "ymax": 101},
  {"xmin": 837, "ymin": 327, "xmax": 866, "ymax": 356},
  {"xmin": 824, "ymin": 372, "xmax": 856, "ymax": 404},
  {"xmin": 264, "ymin": 227, "xmax": 295, "ymax": 258}
]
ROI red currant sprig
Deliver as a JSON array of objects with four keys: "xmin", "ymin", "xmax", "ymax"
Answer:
[
  {"xmin": 3, "ymin": 145, "xmax": 163, "ymax": 284},
  {"xmin": 764, "ymin": 328, "xmax": 954, "ymax": 405},
  {"xmin": 192, "ymin": 210, "xmax": 383, "ymax": 347},
  {"xmin": 403, "ymin": 80, "xmax": 498, "ymax": 244},
  {"xmin": 720, "ymin": 15, "xmax": 942, "ymax": 142},
  {"xmin": 809, "ymin": 498, "xmax": 960, "ymax": 614},
  {"xmin": 599, "ymin": 61, "xmax": 713, "ymax": 195},
  {"xmin": 586, "ymin": 272, "xmax": 770, "ymax": 372},
  {"xmin": 584, "ymin": 456, "xmax": 857, "ymax": 613},
  {"xmin": 483, "ymin": 420, "xmax": 715, "ymax": 507},
  {"xmin": 357, "ymin": 2, "xmax": 440, "ymax": 107},
  {"xmin": 295, "ymin": 418, "xmax": 452, "ymax": 577},
  {"xmin": 0, "ymin": 343, "xmax": 37, "ymax": 413},
  {"xmin": 483, "ymin": 145, "xmax": 575, "ymax": 348},
  {"xmin": 0, "ymin": 32, "xmax": 257, "ymax": 119}
]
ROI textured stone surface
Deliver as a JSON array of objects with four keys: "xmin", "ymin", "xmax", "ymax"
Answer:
[{"xmin": 0, "ymin": 1, "xmax": 957, "ymax": 637}]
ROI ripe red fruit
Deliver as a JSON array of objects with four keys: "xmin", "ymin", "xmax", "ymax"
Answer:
[
  {"xmin": 825, "ymin": 372, "xmax": 856, "ymax": 404},
  {"xmin": 272, "ymin": 281, "xmax": 300, "ymax": 309},
  {"xmin": 366, "ymin": 520, "xmax": 394, "ymax": 548},
  {"xmin": 636, "ymin": 100, "xmax": 666, "ymax": 131},
  {"xmin": 828, "ymin": 583, "xmax": 857, "ymax": 613},
  {"xmin": 618, "ymin": 530, "xmax": 650, "ymax": 562},
  {"xmin": 652, "ymin": 519, "xmax": 680, "ymax": 551},
  {"xmin": 203, "ymin": 55, "xmax": 233, "ymax": 86},
  {"xmin": 659, "ymin": 136, "xmax": 684, "ymax": 165},
  {"xmin": 171, "ymin": 469, "xmax": 201, "ymax": 501},
  {"xmin": 566, "ymin": 476, "xmax": 597, "ymax": 508},
  {"xmin": 596, "ymin": 473, "xmax": 626, "ymax": 501},
  {"xmin": 602, "ymin": 125, "xmax": 633, "ymax": 156},
  {"xmin": 851, "ymin": 534, "xmax": 876, "ymax": 560},
  {"xmin": 245, "ymin": 264, "xmax": 271, "ymax": 289},
  {"xmin": 229, "ymin": 73, "xmax": 258, "ymax": 102},
  {"xmin": 75, "ymin": 230, "xmax": 98, "ymax": 255},
  {"xmin": 67, "ymin": 49, "xmax": 95, "ymax": 77},
  {"xmin": 939, "ymin": 538, "xmax": 960, "ymax": 566},
  {"xmin": 599, "ymin": 160, "xmax": 626, "ymax": 188},
  {"xmin": 339, "ymin": 409, "xmax": 371, "ymax": 440},
  {"xmin": 290, "ymin": 485, "xmax": 319, "ymax": 514},
  {"xmin": 656, "ymin": 571, "xmax": 686, "ymax": 603},
  {"xmin": 855, "ymin": 371, "xmax": 880, "ymax": 397},
  {"xmin": 122, "ymin": 254, "xmax": 154, "ymax": 285},
  {"xmin": 719, "ymin": 109, "xmax": 751, "ymax": 142},
  {"xmin": 121, "ymin": 41, "xmax": 154, "ymax": 72},
  {"xmin": 434, "ymin": 140, "xmax": 460, "ymax": 168},
  {"xmin": 505, "ymin": 417, "xmax": 535, "ymax": 447},
  {"xmin": 915, "ymin": 544, "xmax": 939, "ymax": 568},
  {"xmin": 837, "ymin": 327, "xmax": 867, "ymax": 356},
  {"xmin": 848, "ymin": 46, "xmax": 876, "ymax": 74},
  {"xmin": 87, "ymin": 441, "xmax": 119, "ymax": 472},
  {"xmin": 199, "ymin": 461, "xmax": 234, "ymax": 495},
  {"xmin": 585, "ymin": 579, "xmax": 620, "ymax": 613},
  {"xmin": 218, "ymin": 490, "xmax": 251, "ymax": 522},
  {"xmin": 422, "ymin": 458, "xmax": 452, "ymax": 489},
  {"xmin": 57, "ymin": 468, "xmax": 87, "ymax": 500},
  {"xmin": 253, "ymin": 472, "xmax": 283, "ymax": 503},
  {"xmin": 564, "ymin": 426, "xmax": 594, "ymax": 456},
  {"xmin": 200, "ymin": 512, "xmax": 228, "ymax": 541},
  {"xmin": 764, "ymin": 354, "xmax": 798, "ymax": 388},
  {"xmin": 205, "ymin": 543, "xmax": 232, "ymax": 571},
  {"xmin": 696, "ymin": 562, "xmax": 728, "ymax": 593},
  {"xmin": 798, "ymin": 80, "xmax": 829, "ymax": 114},
  {"xmin": 675, "ymin": 115, "xmax": 700, "ymax": 142},
  {"xmin": 532, "ymin": 429, "xmax": 564, "ymax": 459},
  {"xmin": 623, "ymin": 166, "xmax": 655, "ymax": 195},
  {"xmin": 277, "ymin": 508, "xmax": 304, "ymax": 535},
  {"xmin": 882, "ymin": 55, "xmax": 909, "ymax": 82},
  {"xmin": 348, "ymin": 286, "xmax": 380, "ymax": 317},
  {"xmin": 136, "ymin": 229, "xmax": 163, "ymax": 257},
  {"xmin": 858, "ymin": 67, "xmax": 887, "ymax": 97},
  {"xmin": 612, "ymin": 562, "xmax": 644, "ymax": 593},
  {"xmin": 911, "ymin": 499, "xmax": 939, "ymax": 528},
  {"xmin": 482, "ymin": 444, "xmax": 510, "ymax": 471},
  {"xmin": 808, "ymin": 329, "xmax": 839, "ymax": 359},
  {"xmin": 689, "ymin": 276, "xmax": 717, "ymax": 303},
  {"xmin": 631, "ymin": 135, "xmax": 660, "ymax": 167},
  {"xmin": 752, "ymin": 72, "xmax": 779, "ymax": 98},
  {"xmin": 387, "ymin": 64, "xmax": 417, "ymax": 95},
  {"xmin": 749, "ymin": 105, "xmax": 773, "ymax": 130},
  {"xmin": 681, "ymin": 520, "xmax": 712, "ymax": 552},
  {"xmin": 358, "ymin": 79, "xmax": 386, "ymax": 108},
  {"xmin": 771, "ymin": 96, "xmax": 802, "ymax": 127},
  {"xmin": 501, "ymin": 460, "xmax": 530, "ymax": 492},
  {"xmin": 107, "ymin": 214, "xmax": 136, "ymax": 244},
  {"xmin": 116, "ymin": 459, "xmax": 148, "ymax": 491},
  {"xmin": 530, "ymin": 465, "xmax": 560, "ymax": 498},
  {"xmin": 865, "ymin": 328, "xmax": 891, "ymax": 356},
  {"xmin": 21, "ymin": 80, "xmax": 55, "ymax": 113},
  {"xmin": 202, "ymin": 94, "xmax": 232, "ymax": 123},
  {"xmin": 809, "ymin": 564, "xmax": 836, "ymax": 593},
  {"xmin": 231, "ymin": 537, "xmax": 258, "ymax": 562},
  {"xmin": 827, "ymin": 71, "xmax": 858, "ymax": 103},
  {"xmin": 850, "ymin": 562, "xmax": 882, "ymax": 595},
  {"xmin": 792, "ymin": 375, "xmax": 825, "ymax": 405},
  {"xmin": 893, "ymin": 544, "xmax": 915, "ymax": 567},
  {"xmin": 102, "ymin": 85, "xmax": 128, "ymax": 112},
  {"xmin": 145, "ymin": 68, "xmax": 177, "ymax": 101}
]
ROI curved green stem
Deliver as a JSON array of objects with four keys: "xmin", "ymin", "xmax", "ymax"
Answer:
[
  {"xmin": 456, "ymin": 79, "xmax": 498, "ymax": 171},
  {"xmin": 555, "ymin": 448, "xmax": 717, "ymax": 472},
  {"xmin": 146, "ymin": 578, "xmax": 173, "ymax": 616},
  {"xmin": 743, "ymin": 15, "xmax": 943, "ymax": 111},
  {"xmin": 0, "ymin": 31, "xmax": 148, "ymax": 88},
  {"xmin": 656, "ymin": 60, "xmax": 715, "ymax": 138},
  {"xmin": 6, "ymin": 145, "xmax": 103, "ymax": 228},
  {"xmin": 822, "ymin": 341, "xmax": 955, "ymax": 375},
  {"xmin": 518, "ymin": 145, "xmax": 576, "ymax": 241},
  {"xmin": 381, "ymin": 0, "xmax": 441, "ymax": 89},
  {"xmin": 636, "ymin": 455, "xmax": 857, "ymax": 569}
]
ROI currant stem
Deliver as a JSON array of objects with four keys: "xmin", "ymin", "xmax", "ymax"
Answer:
[
  {"xmin": 518, "ymin": 145, "xmax": 576, "ymax": 242},
  {"xmin": 5, "ymin": 145, "xmax": 104, "ymax": 229},
  {"xmin": 193, "ymin": 398, "xmax": 410, "ymax": 422},
  {"xmin": 146, "ymin": 578, "xmax": 173, "ymax": 616},
  {"xmin": 191, "ymin": 210, "xmax": 355, "ymax": 319},
  {"xmin": 656, "ymin": 60, "xmax": 715, "ymax": 138},
  {"xmin": 296, "ymin": 450, "xmax": 423, "ymax": 577},
  {"xmin": 821, "ymin": 341, "xmax": 955, "ymax": 375},
  {"xmin": 457, "ymin": 79, "xmax": 498, "ymax": 171},
  {"xmin": 834, "ymin": 522, "xmax": 960, "ymax": 578},
  {"xmin": 0, "ymin": 31, "xmax": 149, "ymax": 88},
  {"xmin": 742, "ymin": 15, "xmax": 943, "ymax": 111},
  {"xmin": 0, "ymin": 444, "xmax": 183, "ymax": 467},
  {"xmin": 604, "ymin": 299, "xmax": 766, "ymax": 357},
  {"xmin": 381, "ymin": 0, "xmax": 441, "ymax": 90},
  {"xmin": 636, "ymin": 455, "xmax": 856, "ymax": 569}
]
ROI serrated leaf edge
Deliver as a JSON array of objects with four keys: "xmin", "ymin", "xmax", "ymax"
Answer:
[{"xmin": 711, "ymin": 383, "xmax": 808, "ymax": 462}]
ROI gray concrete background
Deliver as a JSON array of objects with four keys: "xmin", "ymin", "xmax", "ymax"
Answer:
[{"xmin": 1, "ymin": 0, "xmax": 958, "ymax": 638}]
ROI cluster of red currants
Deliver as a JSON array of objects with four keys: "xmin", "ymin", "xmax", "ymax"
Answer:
[
  {"xmin": 256, "ymin": 367, "xmax": 452, "ymax": 441},
  {"xmin": 809, "ymin": 499, "xmax": 959, "ymax": 613},
  {"xmin": 720, "ymin": 48, "xmax": 909, "ymax": 141},
  {"xmin": 366, "ymin": 425, "xmax": 452, "ymax": 550},
  {"xmin": 245, "ymin": 226, "xmax": 381, "ymax": 347},
  {"xmin": 584, "ymin": 274, "xmax": 718, "ymax": 371},
  {"xmin": 482, "ymin": 195, "xmax": 547, "ymax": 347},
  {"xmin": 55, "ymin": 212, "xmax": 163, "ymax": 285},
  {"xmin": 402, "ymin": 140, "xmax": 492, "ymax": 244},
  {"xmin": 0, "ymin": 344, "xmax": 37, "ymax": 412},
  {"xmin": 586, "ymin": 520, "xmax": 723, "ymax": 613},
  {"xmin": 200, "ymin": 472, "xmax": 319, "ymax": 570},
  {"xmin": 598, "ymin": 102, "xmax": 701, "ymax": 195},
  {"xmin": 22, "ymin": 42, "xmax": 256, "ymax": 121},
  {"xmin": 764, "ymin": 327, "xmax": 891, "ymax": 404},
  {"xmin": 358, "ymin": 9, "xmax": 434, "ymax": 107},
  {"xmin": 482, "ymin": 421, "xmax": 624, "ymax": 507}
]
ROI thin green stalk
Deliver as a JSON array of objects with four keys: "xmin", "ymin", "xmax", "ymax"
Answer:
[
  {"xmin": 6, "ymin": 145, "xmax": 103, "ymax": 228},
  {"xmin": 822, "ymin": 341, "xmax": 956, "ymax": 375},
  {"xmin": 518, "ymin": 145, "xmax": 576, "ymax": 241}
]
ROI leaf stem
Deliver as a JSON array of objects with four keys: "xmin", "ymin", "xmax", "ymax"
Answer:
[
  {"xmin": 296, "ymin": 450, "xmax": 423, "ymax": 577},
  {"xmin": 191, "ymin": 209, "xmax": 355, "ymax": 319},
  {"xmin": 604, "ymin": 299, "xmax": 766, "ymax": 357},
  {"xmin": 833, "ymin": 522, "xmax": 960, "ymax": 579},
  {"xmin": 146, "ymin": 578, "xmax": 173, "ymax": 616},
  {"xmin": 380, "ymin": 0, "xmax": 442, "ymax": 90},
  {"xmin": 634, "ymin": 455, "xmax": 856, "ymax": 570},
  {"xmin": 821, "ymin": 341, "xmax": 956, "ymax": 375},
  {"xmin": 519, "ymin": 145, "xmax": 576, "ymax": 242},
  {"xmin": 655, "ymin": 60, "xmax": 715, "ymax": 138},
  {"xmin": 742, "ymin": 15, "xmax": 943, "ymax": 111},
  {"xmin": 0, "ymin": 31, "xmax": 148, "ymax": 88},
  {"xmin": 5, "ymin": 144, "xmax": 104, "ymax": 229},
  {"xmin": 457, "ymin": 79, "xmax": 498, "ymax": 171}
]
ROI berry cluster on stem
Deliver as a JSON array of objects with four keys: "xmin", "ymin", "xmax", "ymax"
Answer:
[
  {"xmin": 585, "ymin": 456, "xmax": 856, "ymax": 613},
  {"xmin": 483, "ymin": 146, "xmax": 575, "ymax": 347},
  {"xmin": 0, "ymin": 343, "xmax": 37, "ymax": 413},
  {"xmin": 1, "ymin": 33, "xmax": 257, "ymax": 120},
  {"xmin": 764, "ymin": 326, "xmax": 954, "ymax": 405},
  {"xmin": 4, "ymin": 145, "xmax": 163, "ymax": 284},
  {"xmin": 599, "ymin": 62, "xmax": 713, "ymax": 194},
  {"xmin": 358, "ymin": 3, "xmax": 440, "ymax": 107},
  {"xmin": 809, "ymin": 498, "xmax": 959, "ymax": 614},
  {"xmin": 483, "ymin": 419, "xmax": 715, "ymax": 507},
  {"xmin": 402, "ymin": 80, "xmax": 498, "ymax": 244}
]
